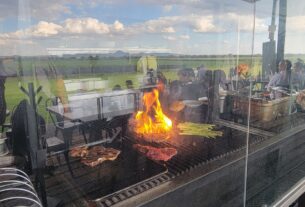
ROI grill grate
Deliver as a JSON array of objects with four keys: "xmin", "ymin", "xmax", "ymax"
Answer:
[
  {"xmin": 45, "ymin": 125, "xmax": 268, "ymax": 207},
  {"xmin": 94, "ymin": 126, "xmax": 268, "ymax": 206}
]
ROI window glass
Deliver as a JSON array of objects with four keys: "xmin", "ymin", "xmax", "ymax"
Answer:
[{"xmin": 7, "ymin": 1, "xmax": 305, "ymax": 207}]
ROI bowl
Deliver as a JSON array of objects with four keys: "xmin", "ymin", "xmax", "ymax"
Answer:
[{"xmin": 183, "ymin": 100, "xmax": 203, "ymax": 108}]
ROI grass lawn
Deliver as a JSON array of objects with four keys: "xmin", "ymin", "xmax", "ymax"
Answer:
[
  {"xmin": 3, "ymin": 54, "xmax": 305, "ymax": 125},
  {"xmin": 3, "ymin": 54, "xmax": 292, "ymax": 123},
  {"xmin": 4, "ymin": 70, "xmax": 180, "ymax": 123}
]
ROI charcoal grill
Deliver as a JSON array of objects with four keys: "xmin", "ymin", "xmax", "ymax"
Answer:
[
  {"xmin": 44, "ymin": 124, "xmax": 268, "ymax": 206},
  {"xmin": 42, "ymin": 101, "xmax": 305, "ymax": 207},
  {"xmin": 40, "ymin": 113, "xmax": 305, "ymax": 207},
  {"xmin": 45, "ymin": 138, "xmax": 167, "ymax": 205}
]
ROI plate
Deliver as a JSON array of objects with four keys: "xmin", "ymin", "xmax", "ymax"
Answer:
[
  {"xmin": 183, "ymin": 100, "xmax": 203, "ymax": 108},
  {"xmin": 198, "ymin": 97, "xmax": 208, "ymax": 101}
]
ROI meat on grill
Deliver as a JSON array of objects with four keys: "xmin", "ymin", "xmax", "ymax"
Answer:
[
  {"xmin": 133, "ymin": 144, "xmax": 177, "ymax": 161},
  {"xmin": 81, "ymin": 146, "xmax": 121, "ymax": 167},
  {"xmin": 70, "ymin": 146, "xmax": 121, "ymax": 167},
  {"xmin": 69, "ymin": 146, "xmax": 88, "ymax": 158}
]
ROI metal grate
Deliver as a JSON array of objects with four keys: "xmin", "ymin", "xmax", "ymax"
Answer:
[
  {"xmin": 45, "ymin": 125, "xmax": 269, "ymax": 207},
  {"xmin": 93, "ymin": 127, "xmax": 268, "ymax": 206}
]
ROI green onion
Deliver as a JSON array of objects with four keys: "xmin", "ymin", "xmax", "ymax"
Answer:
[{"xmin": 177, "ymin": 122, "xmax": 223, "ymax": 138}]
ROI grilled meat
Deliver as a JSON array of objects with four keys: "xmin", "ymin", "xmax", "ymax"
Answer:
[
  {"xmin": 80, "ymin": 146, "xmax": 121, "ymax": 167},
  {"xmin": 133, "ymin": 144, "xmax": 177, "ymax": 161},
  {"xmin": 70, "ymin": 146, "xmax": 120, "ymax": 167},
  {"xmin": 69, "ymin": 146, "xmax": 88, "ymax": 158}
]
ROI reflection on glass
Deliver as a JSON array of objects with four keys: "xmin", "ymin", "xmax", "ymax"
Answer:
[{"xmin": 0, "ymin": 0, "xmax": 305, "ymax": 206}]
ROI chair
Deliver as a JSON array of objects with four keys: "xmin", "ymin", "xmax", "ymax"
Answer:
[
  {"xmin": 46, "ymin": 97, "xmax": 87, "ymax": 145},
  {"xmin": 45, "ymin": 97, "xmax": 88, "ymax": 177}
]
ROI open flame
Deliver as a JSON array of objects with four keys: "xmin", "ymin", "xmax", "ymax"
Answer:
[{"xmin": 132, "ymin": 89, "xmax": 172, "ymax": 142}]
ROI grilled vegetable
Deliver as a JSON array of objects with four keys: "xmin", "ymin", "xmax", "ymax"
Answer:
[{"xmin": 177, "ymin": 122, "xmax": 223, "ymax": 138}]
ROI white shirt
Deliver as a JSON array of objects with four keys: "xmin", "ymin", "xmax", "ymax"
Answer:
[{"xmin": 266, "ymin": 72, "xmax": 283, "ymax": 90}]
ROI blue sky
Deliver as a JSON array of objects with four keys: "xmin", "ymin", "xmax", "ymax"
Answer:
[{"xmin": 0, "ymin": 0, "xmax": 304, "ymax": 56}]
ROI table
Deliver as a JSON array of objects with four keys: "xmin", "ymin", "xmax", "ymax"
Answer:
[{"xmin": 47, "ymin": 90, "xmax": 138, "ymax": 142}]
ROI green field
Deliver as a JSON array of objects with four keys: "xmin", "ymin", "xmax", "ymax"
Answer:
[
  {"xmin": 4, "ymin": 70, "xmax": 180, "ymax": 123},
  {"xmin": 3, "ymin": 54, "xmax": 305, "ymax": 123},
  {"xmin": 5, "ymin": 55, "xmax": 263, "ymax": 76}
]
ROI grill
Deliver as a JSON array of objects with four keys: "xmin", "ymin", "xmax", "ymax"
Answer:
[
  {"xmin": 45, "ymin": 137, "xmax": 168, "ymax": 205},
  {"xmin": 40, "ymin": 110, "xmax": 305, "ymax": 207},
  {"xmin": 44, "ymin": 124, "xmax": 267, "ymax": 206}
]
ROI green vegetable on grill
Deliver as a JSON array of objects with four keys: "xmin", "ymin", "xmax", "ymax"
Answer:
[{"xmin": 177, "ymin": 122, "xmax": 223, "ymax": 138}]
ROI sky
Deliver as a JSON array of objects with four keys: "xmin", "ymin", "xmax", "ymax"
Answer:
[{"xmin": 0, "ymin": 0, "xmax": 305, "ymax": 56}]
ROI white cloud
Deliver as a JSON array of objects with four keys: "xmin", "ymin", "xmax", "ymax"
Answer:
[
  {"xmin": 26, "ymin": 21, "xmax": 63, "ymax": 37},
  {"xmin": 0, "ymin": 21, "xmax": 63, "ymax": 40},
  {"xmin": 61, "ymin": 18, "xmax": 125, "ymax": 35},
  {"xmin": 112, "ymin": 20, "xmax": 124, "ymax": 32},
  {"xmin": 63, "ymin": 18, "xmax": 110, "ymax": 34},
  {"xmin": 1, "ymin": 11, "xmax": 304, "ymax": 56},
  {"xmin": 191, "ymin": 15, "xmax": 222, "ymax": 32},
  {"xmin": 163, "ymin": 36, "xmax": 176, "ymax": 41},
  {"xmin": 163, "ymin": 34, "xmax": 190, "ymax": 41},
  {"xmin": 129, "ymin": 15, "xmax": 222, "ymax": 34},
  {"xmin": 180, "ymin": 35, "xmax": 190, "ymax": 39},
  {"xmin": 223, "ymin": 13, "xmax": 267, "ymax": 33},
  {"xmin": 0, "ymin": 18, "xmax": 125, "ymax": 40},
  {"xmin": 161, "ymin": 26, "xmax": 175, "ymax": 33}
]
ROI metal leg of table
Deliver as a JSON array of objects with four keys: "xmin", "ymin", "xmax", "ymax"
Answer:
[
  {"xmin": 88, "ymin": 120, "xmax": 105, "ymax": 143},
  {"xmin": 62, "ymin": 128, "xmax": 74, "ymax": 178}
]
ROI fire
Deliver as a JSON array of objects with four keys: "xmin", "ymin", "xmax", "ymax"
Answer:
[{"xmin": 133, "ymin": 89, "xmax": 172, "ymax": 141}]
